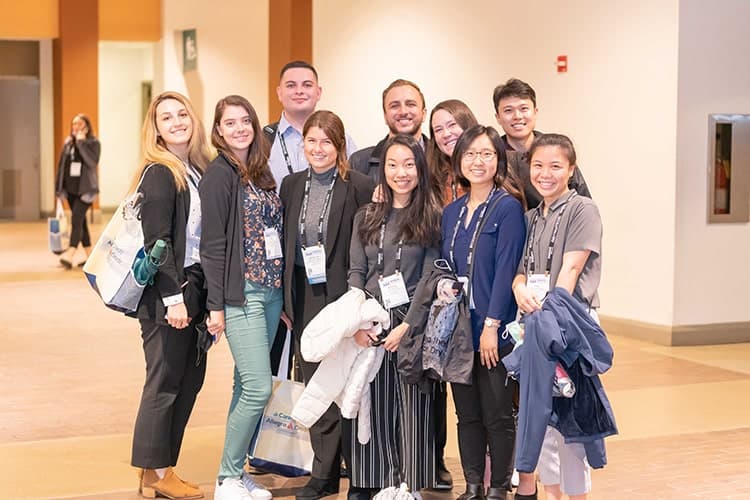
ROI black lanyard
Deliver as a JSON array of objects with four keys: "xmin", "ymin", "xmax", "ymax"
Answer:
[
  {"xmin": 278, "ymin": 131, "xmax": 295, "ymax": 175},
  {"xmin": 299, "ymin": 168, "xmax": 337, "ymax": 248},
  {"xmin": 524, "ymin": 191, "xmax": 575, "ymax": 274},
  {"xmin": 449, "ymin": 187, "xmax": 497, "ymax": 270},
  {"xmin": 376, "ymin": 217, "xmax": 404, "ymax": 277}
]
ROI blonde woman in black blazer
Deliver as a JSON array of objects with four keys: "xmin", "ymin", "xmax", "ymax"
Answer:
[
  {"xmin": 279, "ymin": 110, "xmax": 373, "ymax": 500},
  {"xmin": 130, "ymin": 91, "xmax": 211, "ymax": 500}
]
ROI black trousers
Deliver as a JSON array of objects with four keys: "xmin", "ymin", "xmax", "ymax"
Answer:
[
  {"xmin": 131, "ymin": 317, "xmax": 207, "ymax": 468},
  {"xmin": 451, "ymin": 348, "xmax": 516, "ymax": 489},
  {"xmin": 66, "ymin": 193, "xmax": 91, "ymax": 248},
  {"xmin": 435, "ymin": 381, "xmax": 448, "ymax": 465},
  {"xmin": 292, "ymin": 265, "xmax": 342, "ymax": 481}
]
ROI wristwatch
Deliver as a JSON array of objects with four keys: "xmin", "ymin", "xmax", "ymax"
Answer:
[{"xmin": 484, "ymin": 318, "xmax": 501, "ymax": 328}]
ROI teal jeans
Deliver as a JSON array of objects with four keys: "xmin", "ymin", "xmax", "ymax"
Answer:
[{"xmin": 218, "ymin": 280, "xmax": 282, "ymax": 480}]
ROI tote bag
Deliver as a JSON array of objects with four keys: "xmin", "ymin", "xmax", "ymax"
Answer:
[
  {"xmin": 48, "ymin": 198, "xmax": 70, "ymax": 255},
  {"xmin": 248, "ymin": 377, "xmax": 313, "ymax": 477},
  {"xmin": 82, "ymin": 167, "xmax": 151, "ymax": 313}
]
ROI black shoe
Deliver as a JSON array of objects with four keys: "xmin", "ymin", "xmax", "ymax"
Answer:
[
  {"xmin": 296, "ymin": 477, "xmax": 340, "ymax": 500},
  {"xmin": 457, "ymin": 483, "xmax": 486, "ymax": 500},
  {"xmin": 347, "ymin": 486, "xmax": 374, "ymax": 500},
  {"xmin": 434, "ymin": 459, "xmax": 453, "ymax": 490},
  {"xmin": 486, "ymin": 487, "xmax": 508, "ymax": 500},
  {"xmin": 513, "ymin": 489, "xmax": 537, "ymax": 500}
]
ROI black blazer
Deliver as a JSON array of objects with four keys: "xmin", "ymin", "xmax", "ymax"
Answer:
[
  {"xmin": 279, "ymin": 168, "xmax": 374, "ymax": 323},
  {"xmin": 134, "ymin": 163, "xmax": 191, "ymax": 322}
]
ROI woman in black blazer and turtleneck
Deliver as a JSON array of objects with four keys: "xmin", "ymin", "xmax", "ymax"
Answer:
[{"xmin": 279, "ymin": 110, "xmax": 373, "ymax": 499}]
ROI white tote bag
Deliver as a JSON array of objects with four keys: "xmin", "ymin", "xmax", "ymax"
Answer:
[
  {"xmin": 248, "ymin": 377, "xmax": 314, "ymax": 477},
  {"xmin": 48, "ymin": 198, "xmax": 70, "ymax": 255},
  {"xmin": 83, "ymin": 168, "xmax": 151, "ymax": 313}
]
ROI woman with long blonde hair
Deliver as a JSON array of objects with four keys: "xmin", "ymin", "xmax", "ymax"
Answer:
[{"xmin": 130, "ymin": 91, "xmax": 211, "ymax": 500}]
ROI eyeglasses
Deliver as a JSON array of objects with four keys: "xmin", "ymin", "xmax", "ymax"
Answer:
[{"xmin": 462, "ymin": 150, "xmax": 497, "ymax": 162}]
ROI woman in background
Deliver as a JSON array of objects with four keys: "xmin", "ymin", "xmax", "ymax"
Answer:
[
  {"xmin": 131, "ymin": 91, "xmax": 211, "ymax": 500},
  {"xmin": 55, "ymin": 113, "xmax": 100, "ymax": 268}
]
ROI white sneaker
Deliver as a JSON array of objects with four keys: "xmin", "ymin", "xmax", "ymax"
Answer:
[
  {"xmin": 241, "ymin": 471, "xmax": 273, "ymax": 500},
  {"xmin": 215, "ymin": 477, "xmax": 252, "ymax": 500}
]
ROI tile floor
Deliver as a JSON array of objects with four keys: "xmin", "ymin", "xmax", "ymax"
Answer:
[{"xmin": 2, "ymin": 221, "xmax": 750, "ymax": 499}]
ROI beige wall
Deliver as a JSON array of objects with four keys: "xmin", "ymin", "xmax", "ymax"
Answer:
[
  {"xmin": 674, "ymin": 0, "xmax": 750, "ymax": 325},
  {"xmin": 314, "ymin": 0, "xmax": 681, "ymax": 326},
  {"xmin": 98, "ymin": 42, "xmax": 154, "ymax": 209},
  {"xmin": 157, "ymin": 0, "xmax": 269, "ymax": 132}
]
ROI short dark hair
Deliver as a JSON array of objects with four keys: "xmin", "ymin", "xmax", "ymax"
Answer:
[
  {"xmin": 528, "ymin": 133, "xmax": 577, "ymax": 167},
  {"xmin": 279, "ymin": 60, "xmax": 318, "ymax": 81},
  {"xmin": 492, "ymin": 78, "xmax": 537, "ymax": 112},
  {"xmin": 381, "ymin": 79, "xmax": 426, "ymax": 111}
]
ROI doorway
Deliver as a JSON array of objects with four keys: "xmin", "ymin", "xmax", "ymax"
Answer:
[{"xmin": 0, "ymin": 77, "xmax": 41, "ymax": 221}]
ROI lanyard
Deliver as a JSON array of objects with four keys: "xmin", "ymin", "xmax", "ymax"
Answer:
[
  {"xmin": 299, "ymin": 168, "xmax": 337, "ymax": 248},
  {"xmin": 376, "ymin": 217, "xmax": 404, "ymax": 277},
  {"xmin": 448, "ymin": 187, "xmax": 497, "ymax": 270},
  {"xmin": 185, "ymin": 163, "xmax": 201, "ymax": 190},
  {"xmin": 524, "ymin": 191, "xmax": 575, "ymax": 274},
  {"xmin": 450, "ymin": 182, "xmax": 458, "ymax": 202},
  {"xmin": 278, "ymin": 131, "xmax": 295, "ymax": 175}
]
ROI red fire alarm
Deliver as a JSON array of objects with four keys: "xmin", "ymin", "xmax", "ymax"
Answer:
[{"xmin": 557, "ymin": 55, "xmax": 568, "ymax": 73}]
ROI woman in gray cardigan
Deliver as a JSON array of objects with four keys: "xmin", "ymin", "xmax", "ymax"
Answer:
[{"xmin": 55, "ymin": 113, "xmax": 100, "ymax": 269}]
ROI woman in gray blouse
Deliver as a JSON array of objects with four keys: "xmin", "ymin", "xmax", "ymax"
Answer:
[{"xmin": 345, "ymin": 134, "xmax": 442, "ymax": 499}]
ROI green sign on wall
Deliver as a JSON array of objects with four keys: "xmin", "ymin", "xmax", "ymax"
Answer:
[{"xmin": 182, "ymin": 29, "xmax": 197, "ymax": 72}]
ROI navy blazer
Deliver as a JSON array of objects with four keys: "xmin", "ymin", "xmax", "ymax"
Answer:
[{"xmin": 502, "ymin": 287, "xmax": 617, "ymax": 472}]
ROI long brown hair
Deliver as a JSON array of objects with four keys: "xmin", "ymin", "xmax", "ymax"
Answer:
[
  {"xmin": 358, "ymin": 135, "xmax": 441, "ymax": 247},
  {"xmin": 131, "ymin": 91, "xmax": 211, "ymax": 192},
  {"xmin": 302, "ymin": 110, "xmax": 350, "ymax": 180},
  {"xmin": 211, "ymin": 95, "xmax": 274, "ymax": 190},
  {"xmin": 426, "ymin": 99, "xmax": 479, "ymax": 203},
  {"xmin": 451, "ymin": 125, "xmax": 526, "ymax": 208}
]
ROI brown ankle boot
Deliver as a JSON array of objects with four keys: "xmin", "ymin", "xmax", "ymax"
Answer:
[
  {"xmin": 169, "ymin": 467, "xmax": 200, "ymax": 489},
  {"xmin": 141, "ymin": 468, "xmax": 204, "ymax": 499}
]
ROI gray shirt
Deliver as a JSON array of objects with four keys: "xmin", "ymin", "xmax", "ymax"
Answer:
[
  {"xmin": 517, "ymin": 191, "xmax": 602, "ymax": 307},
  {"xmin": 348, "ymin": 207, "xmax": 439, "ymax": 299},
  {"xmin": 294, "ymin": 167, "xmax": 336, "ymax": 266}
]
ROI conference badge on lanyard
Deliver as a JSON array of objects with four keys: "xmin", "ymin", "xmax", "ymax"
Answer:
[
  {"xmin": 457, "ymin": 276, "xmax": 476, "ymax": 309},
  {"xmin": 527, "ymin": 273, "xmax": 550, "ymax": 303},
  {"xmin": 378, "ymin": 272, "xmax": 409, "ymax": 310},
  {"xmin": 69, "ymin": 161, "xmax": 82, "ymax": 177},
  {"xmin": 263, "ymin": 227, "xmax": 283, "ymax": 260},
  {"xmin": 302, "ymin": 245, "xmax": 326, "ymax": 284}
]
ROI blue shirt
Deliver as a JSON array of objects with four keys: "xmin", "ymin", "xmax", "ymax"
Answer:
[
  {"xmin": 441, "ymin": 189, "xmax": 526, "ymax": 350},
  {"xmin": 268, "ymin": 112, "xmax": 358, "ymax": 191}
]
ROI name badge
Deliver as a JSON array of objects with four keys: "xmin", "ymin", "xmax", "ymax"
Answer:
[
  {"xmin": 527, "ymin": 273, "xmax": 551, "ymax": 303},
  {"xmin": 458, "ymin": 276, "xmax": 476, "ymax": 309},
  {"xmin": 302, "ymin": 245, "xmax": 326, "ymax": 284},
  {"xmin": 378, "ymin": 272, "xmax": 410, "ymax": 310},
  {"xmin": 70, "ymin": 161, "xmax": 82, "ymax": 177},
  {"xmin": 264, "ymin": 227, "xmax": 283, "ymax": 260}
]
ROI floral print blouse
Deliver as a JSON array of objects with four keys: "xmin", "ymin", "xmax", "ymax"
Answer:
[{"xmin": 242, "ymin": 182, "xmax": 283, "ymax": 288}]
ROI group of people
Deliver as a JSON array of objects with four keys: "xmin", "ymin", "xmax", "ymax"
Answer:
[{"xmin": 117, "ymin": 59, "xmax": 602, "ymax": 500}]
